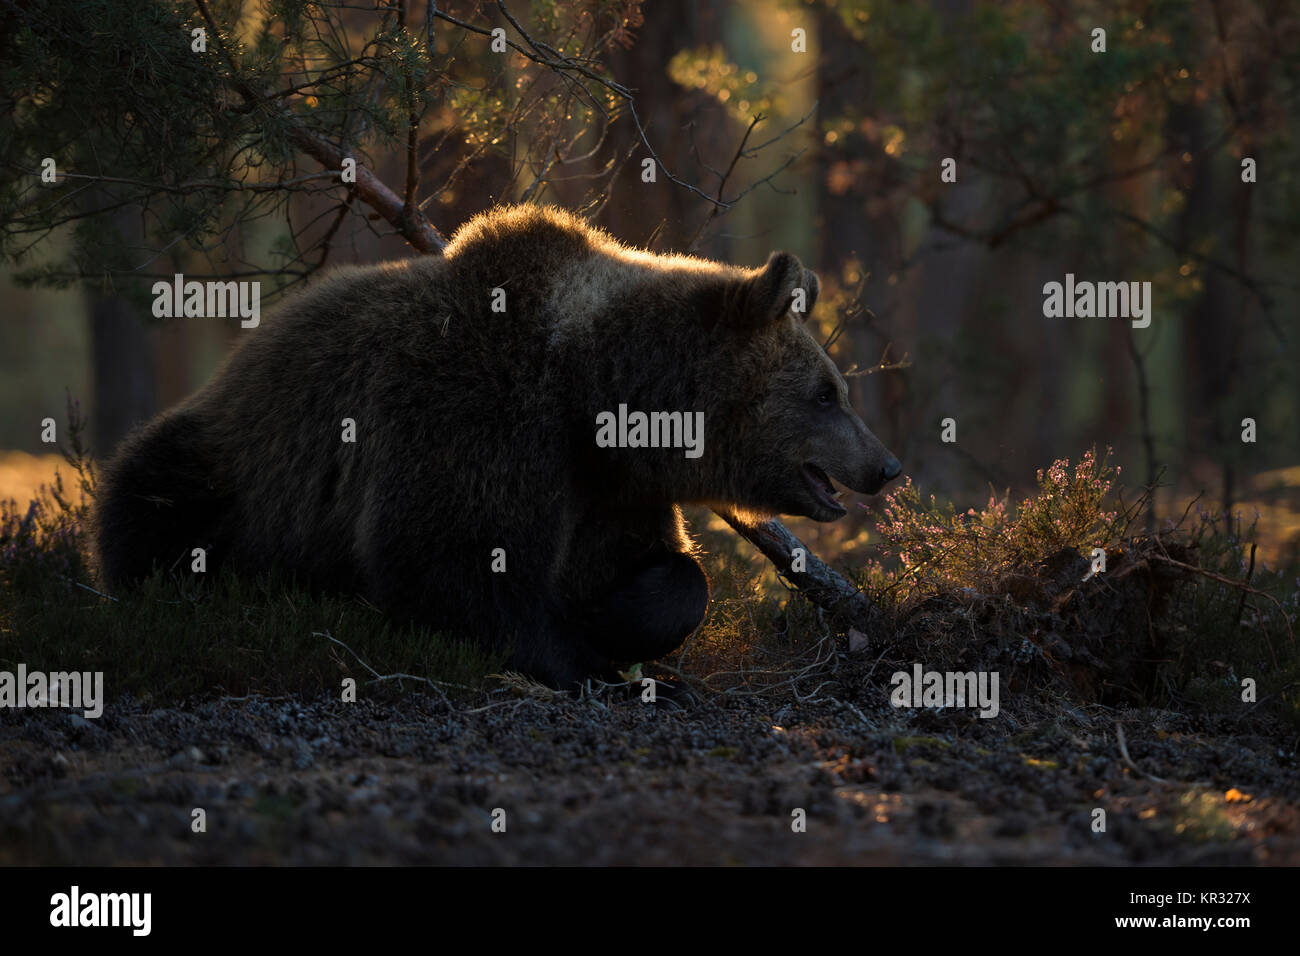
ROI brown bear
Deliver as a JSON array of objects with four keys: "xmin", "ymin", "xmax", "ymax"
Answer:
[{"xmin": 95, "ymin": 205, "xmax": 900, "ymax": 690}]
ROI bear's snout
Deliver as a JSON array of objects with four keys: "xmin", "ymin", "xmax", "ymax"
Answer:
[
  {"xmin": 840, "ymin": 417, "xmax": 901, "ymax": 496},
  {"xmin": 858, "ymin": 453, "xmax": 902, "ymax": 495}
]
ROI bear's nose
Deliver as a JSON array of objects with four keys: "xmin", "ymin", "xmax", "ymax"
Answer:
[{"xmin": 880, "ymin": 457, "xmax": 902, "ymax": 482}]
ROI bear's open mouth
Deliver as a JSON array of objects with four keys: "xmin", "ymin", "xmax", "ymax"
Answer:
[{"xmin": 801, "ymin": 462, "xmax": 846, "ymax": 516}]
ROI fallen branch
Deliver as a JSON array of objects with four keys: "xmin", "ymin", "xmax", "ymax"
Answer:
[{"xmin": 715, "ymin": 510, "xmax": 888, "ymax": 640}]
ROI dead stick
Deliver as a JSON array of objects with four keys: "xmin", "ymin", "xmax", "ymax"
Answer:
[
  {"xmin": 714, "ymin": 510, "xmax": 885, "ymax": 638},
  {"xmin": 1232, "ymin": 542, "xmax": 1256, "ymax": 632},
  {"xmin": 1116, "ymin": 722, "xmax": 1168, "ymax": 784}
]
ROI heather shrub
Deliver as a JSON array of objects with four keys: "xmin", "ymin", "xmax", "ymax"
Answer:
[{"xmin": 874, "ymin": 446, "xmax": 1121, "ymax": 604}]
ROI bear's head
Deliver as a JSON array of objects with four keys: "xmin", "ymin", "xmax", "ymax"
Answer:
[{"xmin": 711, "ymin": 250, "xmax": 901, "ymax": 522}]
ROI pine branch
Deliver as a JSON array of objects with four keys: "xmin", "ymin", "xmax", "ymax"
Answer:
[{"xmin": 193, "ymin": 0, "xmax": 447, "ymax": 253}]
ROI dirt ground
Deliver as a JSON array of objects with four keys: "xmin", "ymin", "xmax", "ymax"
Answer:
[{"xmin": 2, "ymin": 660, "xmax": 1297, "ymax": 865}]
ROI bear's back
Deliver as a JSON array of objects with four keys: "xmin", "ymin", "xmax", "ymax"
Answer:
[{"xmin": 171, "ymin": 210, "xmax": 608, "ymax": 572}]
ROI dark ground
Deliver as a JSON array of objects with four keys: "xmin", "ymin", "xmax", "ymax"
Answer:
[{"xmin": 2, "ymin": 659, "xmax": 1296, "ymax": 865}]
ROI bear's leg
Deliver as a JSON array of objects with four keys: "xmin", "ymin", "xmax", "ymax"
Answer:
[
  {"xmin": 361, "ymin": 530, "xmax": 618, "ymax": 692},
  {"xmin": 506, "ymin": 616, "xmax": 621, "ymax": 692},
  {"xmin": 583, "ymin": 548, "xmax": 709, "ymax": 664}
]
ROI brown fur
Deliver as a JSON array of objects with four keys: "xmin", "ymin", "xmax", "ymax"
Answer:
[{"xmin": 95, "ymin": 205, "xmax": 899, "ymax": 687}]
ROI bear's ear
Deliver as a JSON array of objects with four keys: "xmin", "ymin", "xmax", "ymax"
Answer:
[
  {"xmin": 734, "ymin": 251, "xmax": 819, "ymax": 326},
  {"xmin": 795, "ymin": 266, "xmax": 820, "ymax": 321}
]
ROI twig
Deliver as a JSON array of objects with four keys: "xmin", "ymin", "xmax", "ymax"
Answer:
[
  {"xmin": 314, "ymin": 629, "xmax": 463, "ymax": 709},
  {"xmin": 73, "ymin": 581, "xmax": 120, "ymax": 602},
  {"xmin": 1115, "ymin": 721, "xmax": 1168, "ymax": 784},
  {"xmin": 1147, "ymin": 552, "xmax": 1293, "ymax": 646},
  {"xmin": 1233, "ymin": 542, "xmax": 1257, "ymax": 633}
]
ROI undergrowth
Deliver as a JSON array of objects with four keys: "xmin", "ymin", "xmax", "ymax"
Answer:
[
  {"xmin": 2, "ymin": 407, "xmax": 1297, "ymax": 726},
  {"xmin": 0, "ymin": 401, "xmax": 500, "ymax": 703},
  {"xmin": 872, "ymin": 447, "xmax": 1123, "ymax": 605},
  {"xmin": 688, "ymin": 447, "xmax": 1298, "ymax": 726}
]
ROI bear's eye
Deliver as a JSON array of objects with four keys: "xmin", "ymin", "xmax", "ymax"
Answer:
[{"xmin": 816, "ymin": 386, "xmax": 836, "ymax": 407}]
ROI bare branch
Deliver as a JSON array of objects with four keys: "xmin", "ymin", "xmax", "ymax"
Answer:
[{"xmin": 714, "ymin": 509, "xmax": 889, "ymax": 640}]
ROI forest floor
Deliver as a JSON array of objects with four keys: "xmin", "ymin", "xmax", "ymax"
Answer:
[
  {"xmin": 2, "ymin": 654, "xmax": 1297, "ymax": 865},
  {"xmin": 2, "ymin": 453, "xmax": 1298, "ymax": 865}
]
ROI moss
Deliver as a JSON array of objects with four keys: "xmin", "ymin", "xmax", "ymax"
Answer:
[{"xmin": 893, "ymin": 735, "xmax": 952, "ymax": 755}]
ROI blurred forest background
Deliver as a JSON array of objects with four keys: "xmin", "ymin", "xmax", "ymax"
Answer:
[{"xmin": 2, "ymin": 0, "xmax": 1298, "ymax": 567}]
